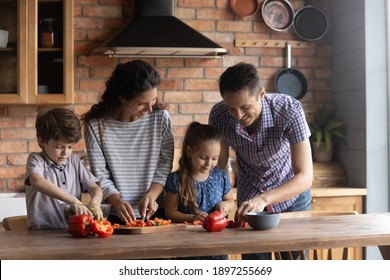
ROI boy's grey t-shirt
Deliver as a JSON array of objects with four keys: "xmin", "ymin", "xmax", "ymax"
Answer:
[{"xmin": 24, "ymin": 152, "xmax": 99, "ymax": 230}]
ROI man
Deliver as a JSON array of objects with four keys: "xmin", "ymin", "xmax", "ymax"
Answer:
[{"xmin": 209, "ymin": 62, "xmax": 313, "ymax": 260}]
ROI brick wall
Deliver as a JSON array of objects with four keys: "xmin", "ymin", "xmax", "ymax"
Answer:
[{"xmin": 0, "ymin": 0, "xmax": 332, "ymax": 192}]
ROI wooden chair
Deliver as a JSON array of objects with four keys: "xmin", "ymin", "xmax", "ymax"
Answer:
[
  {"xmin": 2, "ymin": 215, "xmax": 28, "ymax": 231},
  {"xmin": 274, "ymin": 210, "xmax": 358, "ymax": 260}
]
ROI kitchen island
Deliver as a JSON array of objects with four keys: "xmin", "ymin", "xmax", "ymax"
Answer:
[{"xmin": 1, "ymin": 212, "xmax": 390, "ymax": 260}]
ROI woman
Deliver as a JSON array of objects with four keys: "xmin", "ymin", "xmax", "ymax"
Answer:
[{"xmin": 82, "ymin": 60, "xmax": 174, "ymax": 224}]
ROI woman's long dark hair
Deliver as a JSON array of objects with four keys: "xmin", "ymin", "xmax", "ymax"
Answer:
[
  {"xmin": 178, "ymin": 122, "xmax": 222, "ymax": 213},
  {"xmin": 81, "ymin": 60, "xmax": 166, "ymax": 125}
]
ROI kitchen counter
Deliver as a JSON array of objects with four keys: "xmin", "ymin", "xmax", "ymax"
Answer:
[
  {"xmin": 311, "ymin": 187, "xmax": 367, "ymax": 197},
  {"xmin": 231, "ymin": 187, "xmax": 367, "ymax": 200},
  {"xmin": 1, "ymin": 212, "xmax": 390, "ymax": 260}
]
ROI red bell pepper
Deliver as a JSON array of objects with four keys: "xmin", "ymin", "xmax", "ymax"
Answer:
[
  {"xmin": 202, "ymin": 211, "xmax": 227, "ymax": 232},
  {"xmin": 227, "ymin": 219, "xmax": 247, "ymax": 228},
  {"xmin": 67, "ymin": 214, "xmax": 94, "ymax": 237},
  {"xmin": 92, "ymin": 220, "xmax": 114, "ymax": 238}
]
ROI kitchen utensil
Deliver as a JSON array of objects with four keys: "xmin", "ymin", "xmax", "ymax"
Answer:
[
  {"xmin": 274, "ymin": 41, "xmax": 307, "ymax": 99},
  {"xmin": 114, "ymin": 223, "xmax": 187, "ymax": 234},
  {"xmin": 261, "ymin": 0, "xmax": 294, "ymax": 31},
  {"xmin": 293, "ymin": 4, "xmax": 328, "ymax": 41},
  {"xmin": 230, "ymin": 0, "xmax": 259, "ymax": 16},
  {"xmin": 245, "ymin": 211, "xmax": 280, "ymax": 230}
]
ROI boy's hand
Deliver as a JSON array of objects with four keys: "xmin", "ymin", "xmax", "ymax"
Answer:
[
  {"xmin": 70, "ymin": 203, "xmax": 92, "ymax": 217},
  {"xmin": 89, "ymin": 204, "xmax": 104, "ymax": 220}
]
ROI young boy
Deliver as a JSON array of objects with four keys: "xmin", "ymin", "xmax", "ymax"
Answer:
[{"xmin": 25, "ymin": 108, "xmax": 103, "ymax": 230}]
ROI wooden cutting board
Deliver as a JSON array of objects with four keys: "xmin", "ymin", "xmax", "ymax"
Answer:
[{"xmin": 114, "ymin": 223, "xmax": 187, "ymax": 235}]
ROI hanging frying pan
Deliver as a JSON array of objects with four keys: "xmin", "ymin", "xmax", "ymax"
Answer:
[
  {"xmin": 274, "ymin": 41, "xmax": 307, "ymax": 99},
  {"xmin": 261, "ymin": 0, "xmax": 294, "ymax": 32},
  {"xmin": 293, "ymin": 5, "xmax": 329, "ymax": 41}
]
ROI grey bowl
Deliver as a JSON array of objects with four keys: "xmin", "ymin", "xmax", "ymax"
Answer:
[{"xmin": 245, "ymin": 211, "xmax": 281, "ymax": 230}]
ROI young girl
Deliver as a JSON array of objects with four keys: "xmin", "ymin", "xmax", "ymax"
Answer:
[{"xmin": 165, "ymin": 122, "xmax": 235, "ymax": 260}]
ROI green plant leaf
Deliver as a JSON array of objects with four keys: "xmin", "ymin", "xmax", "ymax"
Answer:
[{"xmin": 308, "ymin": 108, "xmax": 348, "ymax": 149}]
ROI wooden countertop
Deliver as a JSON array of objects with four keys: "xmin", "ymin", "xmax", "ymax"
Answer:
[{"xmin": 1, "ymin": 213, "xmax": 390, "ymax": 260}]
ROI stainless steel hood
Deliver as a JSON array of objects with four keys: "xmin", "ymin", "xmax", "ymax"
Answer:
[{"xmin": 93, "ymin": 0, "xmax": 228, "ymax": 58}]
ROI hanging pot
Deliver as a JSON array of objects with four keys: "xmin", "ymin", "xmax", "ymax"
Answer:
[
  {"xmin": 293, "ymin": 5, "xmax": 329, "ymax": 41},
  {"xmin": 230, "ymin": 0, "xmax": 260, "ymax": 17},
  {"xmin": 274, "ymin": 41, "xmax": 307, "ymax": 100},
  {"xmin": 261, "ymin": 0, "xmax": 294, "ymax": 32}
]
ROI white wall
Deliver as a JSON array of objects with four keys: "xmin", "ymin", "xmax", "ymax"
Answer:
[
  {"xmin": 331, "ymin": 0, "xmax": 366, "ymax": 187},
  {"xmin": 364, "ymin": 0, "xmax": 389, "ymax": 259},
  {"xmin": 331, "ymin": 0, "xmax": 389, "ymax": 260}
]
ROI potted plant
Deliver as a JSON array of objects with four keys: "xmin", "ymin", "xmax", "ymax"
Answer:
[{"xmin": 308, "ymin": 108, "xmax": 347, "ymax": 162}]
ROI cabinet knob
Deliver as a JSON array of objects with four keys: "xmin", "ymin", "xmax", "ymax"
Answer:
[{"xmin": 312, "ymin": 199, "xmax": 316, "ymax": 203}]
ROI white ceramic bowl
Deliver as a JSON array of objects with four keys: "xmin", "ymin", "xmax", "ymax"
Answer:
[{"xmin": 245, "ymin": 211, "xmax": 281, "ymax": 230}]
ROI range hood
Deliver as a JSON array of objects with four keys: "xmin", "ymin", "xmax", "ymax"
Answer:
[{"xmin": 93, "ymin": 0, "xmax": 228, "ymax": 58}]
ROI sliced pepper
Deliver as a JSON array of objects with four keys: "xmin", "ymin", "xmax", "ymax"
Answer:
[
  {"xmin": 92, "ymin": 220, "xmax": 114, "ymax": 238},
  {"xmin": 202, "ymin": 211, "xmax": 227, "ymax": 232},
  {"xmin": 227, "ymin": 219, "xmax": 247, "ymax": 228},
  {"xmin": 67, "ymin": 214, "xmax": 94, "ymax": 237},
  {"xmin": 193, "ymin": 220, "xmax": 203, "ymax": 225}
]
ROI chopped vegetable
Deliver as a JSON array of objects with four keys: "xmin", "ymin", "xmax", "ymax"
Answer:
[
  {"xmin": 92, "ymin": 220, "xmax": 114, "ymax": 238},
  {"xmin": 125, "ymin": 217, "xmax": 172, "ymax": 227},
  {"xmin": 227, "ymin": 219, "xmax": 247, "ymax": 228}
]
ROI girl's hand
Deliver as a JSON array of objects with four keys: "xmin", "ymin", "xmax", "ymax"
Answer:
[
  {"xmin": 215, "ymin": 203, "xmax": 229, "ymax": 217},
  {"xmin": 193, "ymin": 211, "xmax": 208, "ymax": 222}
]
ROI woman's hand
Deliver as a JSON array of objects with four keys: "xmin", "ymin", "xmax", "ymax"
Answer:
[
  {"xmin": 108, "ymin": 194, "xmax": 136, "ymax": 223},
  {"xmin": 139, "ymin": 197, "xmax": 159, "ymax": 220},
  {"xmin": 139, "ymin": 183, "xmax": 164, "ymax": 220}
]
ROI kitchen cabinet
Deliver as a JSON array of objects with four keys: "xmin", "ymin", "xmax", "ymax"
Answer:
[
  {"xmin": 0, "ymin": 0, "xmax": 73, "ymax": 104},
  {"xmin": 310, "ymin": 187, "xmax": 367, "ymax": 260},
  {"xmin": 311, "ymin": 188, "xmax": 366, "ymax": 213}
]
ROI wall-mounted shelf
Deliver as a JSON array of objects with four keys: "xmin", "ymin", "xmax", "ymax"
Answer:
[{"xmin": 235, "ymin": 39, "xmax": 312, "ymax": 48}]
